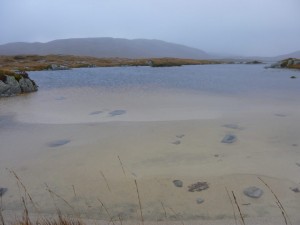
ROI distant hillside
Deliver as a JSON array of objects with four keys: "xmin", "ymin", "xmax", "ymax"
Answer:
[
  {"xmin": 273, "ymin": 50, "xmax": 300, "ymax": 60},
  {"xmin": 0, "ymin": 38, "xmax": 210, "ymax": 59}
]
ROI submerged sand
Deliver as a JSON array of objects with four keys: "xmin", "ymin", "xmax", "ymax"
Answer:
[{"xmin": 1, "ymin": 87, "xmax": 300, "ymax": 224}]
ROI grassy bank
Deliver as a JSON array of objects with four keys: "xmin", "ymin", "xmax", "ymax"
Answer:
[
  {"xmin": 276, "ymin": 58, "xmax": 300, "ymax": 69},
  {"xmin": 0, "ymin": 55, "xmax": 222, "ymax": 72},
  {"xmin": 0, "ymin": 69, "xmax": 30, "ymax": 82}
]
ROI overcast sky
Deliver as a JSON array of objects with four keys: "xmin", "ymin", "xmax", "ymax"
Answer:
[{"xmin": 0, "ymin": 0, "xmax": 299, "ymax": 56}]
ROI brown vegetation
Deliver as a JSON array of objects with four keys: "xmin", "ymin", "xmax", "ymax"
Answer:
[
  {"xmin": 0, "ymin": 172, "xmax": 296, "ymax": 225},
  {"xmin": 0, "ymin": 69, "xmax": 31, "ymax": 83},
  {"xmin": 0, "ymin": 55, "xmax": 222, "ymax": 72},
  {"xmin": 279, "ymin": 58, "xmax": 300, "ymax": 69},
  {"xmin": 149, "ymin": 58, "xmax": 221, "ymax": 67},
  {"xmin": 288, "ymin": 64, "xmax": 300, "ymax": 69}
]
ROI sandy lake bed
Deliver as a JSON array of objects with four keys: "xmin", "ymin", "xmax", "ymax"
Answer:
[{"xmin": 1, "ymin": 65, "xmax": 300, "ymax": 224}]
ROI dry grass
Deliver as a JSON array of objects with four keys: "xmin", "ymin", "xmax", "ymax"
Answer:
[
  {"xmin": 117, "ymin": 156, "xmax": 126, "ymax": 177},
  {"xmin": 0, "ymin": 55, "xmax": 222, "ymax": 72},
  {"xmin": 257, "ymin": 177, "xmax": 292, "ymax": 225},
  {"xmin": 99, "ymin": 171, "xmax": 111, "ymax": 193},
  {"xmin": 134, "ymin": 180, "xmax": 144, "ymax": 225},
  {"xmin": 279, "ymin": 58, "xmax": 300, "ymax": 70},
  {"xmin": 150, "ymin": 58, "xmax": 221, "ymax": 67},
  {"xmin": 231, "ymin": 191, "xmax": 245, "ymax": 225},
  {"xmin": 289, "ymin": 64, "xmax": 300, "ymax": 69},
  {"xmin": 1, "ymin": 170, "xmax": 296, "ymax": 225},
  {"xmin": 225, "ymin": 187, "xmax": 237, "ymax": 225}
]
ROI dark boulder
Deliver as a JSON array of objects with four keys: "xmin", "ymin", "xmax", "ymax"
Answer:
[
  {"xmin": 0, "ymin": 187, "xmax": 8, "ymax": 197},
  {"xmin": 0, "ymin": 72, "xmax": 38, "ymax": 97}
]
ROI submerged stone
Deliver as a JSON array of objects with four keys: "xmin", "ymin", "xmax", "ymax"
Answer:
[
  {"xmin": 188, "ymin": 182, "xmax": 209, "ymax": 192},
  {"xmin": 89, "ymin": 111, "xmax": 103, "ymax": 115},
  {"xmin": 172, "ymin": 140, "xmax": 181, "ymax": 145},
  {"xmin": 47, "ymin": 139, "xmax": 70, "ymax": 148},
  {"xmin": 274, "ymin": 113, "xmax": 287, "ymax": 117},
  {"xmin": 290, "ymin": 187, "xmax": 300, "ymax": 193},
  {"xmin": 109, "ymin": 110, "xmax": 126, "ymax": 116},
  {"xmin": 173, "ymin": 180, "xmax": 183, "ymax": 187},
  {"xmin": 243, "ymin": 186, "xmax": 263, "ymax": 198},
  {"xmin": 223, "ymin": 124, "xmax": 241, "ymax": 130},
  {"xmin": 0, "ymin": 187, "xmax": 8, "ymax": 197},
  {"xmin": 196, "ymin": 197, "xmax": 205, "ymax": 204},
  {"xmin": 55, "ymin": 96, "xmax": 66, "ymax": 100},
  {"xmin": 221, "ymin": 134, "xmax": 237, "ymax": 143},
  {"xmin": 176, "ymin": 134, "xmax": 185, "ymax": 138}
]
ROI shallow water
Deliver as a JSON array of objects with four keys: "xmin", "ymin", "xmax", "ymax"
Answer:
[{"xmin": 1, "ymin": 64, "xmax": 300, "ymax": 224}]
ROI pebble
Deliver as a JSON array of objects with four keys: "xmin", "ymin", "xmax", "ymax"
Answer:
[
  {"xmin": 173, "ymin": 180, "xmax": 183, "ymax": 188},
  {"xmin": 274, "ymin": 113, "xmax": 287, "ymax": 117},
  {"xmin": 221, "ymin": 134, "xmax": 237, "ymax": 144},
  {"xmin": 109, "ymin": 110, "xmax": 126, "ymax": 116},
  {"xmin": 243, "ymin": 186, "xmax": 263, "ymax": 198},
  {"xmin": 196, "ymin": 197, "xmax": 205, "ymax": 204},
  {"xmin": 223, "ymin": 124, "xmax": 241, "ymax": 130},
  {"xmin": 47, "ymin": 139, "xmax": 70, "ymax": 147},
  {"xmin": 176, "ymin": 134, "xmax": 185, "ymax": 138},
  {"xmin": 0, "ymin": 187, "xmax": 8, "ymax": 197},
  {"xmin": 290, "ymin": 187, "xmax": 300, "ymax": 193},
  {"xmin": 242, "ymin": 203, "xmax": 251, "ymax": 206},
  {"xmin": 89, "ymin": 111, "xmax": 103, "ymax": 115},
  {"xmin": 188, "ymin": 182, "xmax": 209, "ymax": 192},
  {"xmin": 55, "ymin": 96, "xmax": 66, "ymax": 100},
  {"xmin": 172, "ymin": 140, "xmax": 181, "ymax": 145}
]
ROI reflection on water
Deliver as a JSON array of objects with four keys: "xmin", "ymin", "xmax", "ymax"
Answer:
[{"xmin": 0, "ymin": 64, "xmax": 300, "ymax": 224}]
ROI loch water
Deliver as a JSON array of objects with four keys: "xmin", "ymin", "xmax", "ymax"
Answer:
[{"xmin": 1, "ymin": 64, "xmax": 300, "ymax": 224}]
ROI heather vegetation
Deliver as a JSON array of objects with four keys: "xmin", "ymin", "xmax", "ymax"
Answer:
[
  {"xmin": 0, "ymin": 69, "xmax": 28, "ymax": 82},
  {"xmin": 0, "ymin": 55, "xmax": 222, "ymax": 72},
  {"xmin": 269, "ymin": 58, "xmax": 300, "ymax": 69},
  {"xmin": 150, "ymin": 58, "xmax": 221, "ymax": 67}
]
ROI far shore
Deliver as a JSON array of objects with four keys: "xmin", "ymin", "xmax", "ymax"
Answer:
[{"xmin": 0, "ymin": 55, "xmax": 225, "ymax": 72}]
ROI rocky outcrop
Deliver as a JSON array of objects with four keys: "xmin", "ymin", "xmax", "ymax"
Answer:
[
  {"xmin": 19, "ymin": 77, "xmax": 38, "ymax": 93},
  {"xmin": 49, "ymin": 64, "xmax": 70, "ymax": 70},
  {"xmin": 269, "ymin": 58, "xmax": 300, "ymax": 69},
  {"xmin": 0, "ymin": 73, "xmax": 38, "ymax": 97}
]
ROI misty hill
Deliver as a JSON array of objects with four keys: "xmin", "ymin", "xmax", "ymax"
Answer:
[
  {"xmin": 0, "ymin": 38, "xmax": 210, "ymax": 59},
  {"xmin": 273, "ymin": 50, "xmax": 300, "ymax": 60},
  {"xmin": 216, "ymin": 50, "xmax": 300, "ymax": 62}
]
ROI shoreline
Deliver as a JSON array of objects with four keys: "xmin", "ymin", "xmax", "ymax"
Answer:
[{"xmin": 0, "ymin": 55, "xmax": 224, "ymax": 72}]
